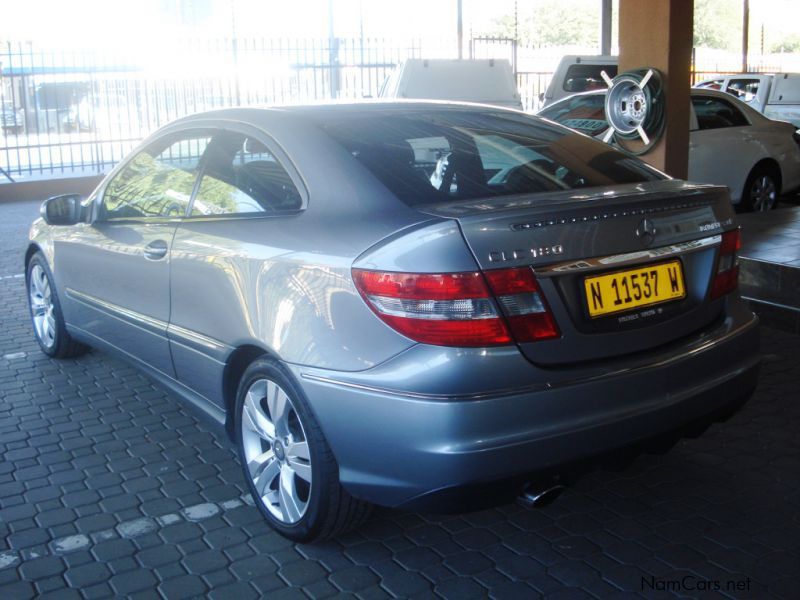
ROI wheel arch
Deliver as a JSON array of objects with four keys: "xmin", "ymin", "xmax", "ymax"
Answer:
[
  {"xmin": 221, "ymin": 343, "xmax": 274, "ymax": 440},
  {"xmin": 737, "ymin": 158, "xmax": 782, "ymax": 210},
  {"xmin": 750, "ymin": 158, "xmax": 782, "ymax": 193},
  {"xmin": 24, "ymin": 242, "xmax": 43, "ymax": 271}
]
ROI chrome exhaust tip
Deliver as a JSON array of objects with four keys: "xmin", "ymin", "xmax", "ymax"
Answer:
[{"xmin": 518, "ymin": 482, "xmax": 565, "ymax": 508}]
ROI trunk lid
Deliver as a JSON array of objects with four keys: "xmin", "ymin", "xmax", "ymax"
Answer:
[{"xmin": 420, "ymin": 180, "xmax": 737, "ymax": 365}]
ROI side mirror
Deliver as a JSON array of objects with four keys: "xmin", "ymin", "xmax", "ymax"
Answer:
[{"xmin": 40, "ymin": 194, "xmax": 83, "ymax": 226}]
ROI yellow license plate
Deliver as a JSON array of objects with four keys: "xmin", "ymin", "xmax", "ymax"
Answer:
[{"xmin": 583, "ymin": 260, "xmax": 686, "ymax": 318}]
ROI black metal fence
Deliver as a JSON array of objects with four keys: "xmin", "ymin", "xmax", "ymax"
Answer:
[{"xmin": 0, "ymin": 38, "xmax": 448, "ymax": 181}]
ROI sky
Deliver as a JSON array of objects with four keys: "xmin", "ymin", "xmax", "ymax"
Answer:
[
  {"xmin": 2, "ymin": 0, "xmax": 523, "ymax": 47},
  {"xmin": 1, "ymin": 0, "xmax": 798, "ymax": 51}
]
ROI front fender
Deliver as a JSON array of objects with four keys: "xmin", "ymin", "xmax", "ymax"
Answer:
[{"xmin": 26, "ymin": 217, "xmax": 54, "ymax": 271}]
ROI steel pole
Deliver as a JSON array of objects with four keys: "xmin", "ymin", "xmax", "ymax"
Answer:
[
  {"xmin": 742, "ymin": 0, "xmax": 750, "ymax": 71},
  {"xmin": 457, "ymin": 0, "xmax": 463, "ymax": 59},
  {"xmin": 600, "ymin": 0, "xmax": 613, "ymax": 55}
]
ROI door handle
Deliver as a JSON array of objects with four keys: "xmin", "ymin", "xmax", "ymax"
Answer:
[{"xmin": 143, "ymin": 239, "xmax": 168, "ymax": 260}]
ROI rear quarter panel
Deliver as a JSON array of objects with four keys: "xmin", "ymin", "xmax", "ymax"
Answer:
[
  {"xmin": 169, "ymin": 211, "xmax": 418, "ymax": 374},
  {"xmin": 688, "ymin": 126, "xmax": 762, "ymax": 201},
  {"xmin": 749, "ymin": 120, "xmax": 800, "ymax": 194}
]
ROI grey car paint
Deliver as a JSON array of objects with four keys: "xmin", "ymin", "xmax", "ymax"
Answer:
[
  {"xmin": 57, "ymin": 220, "xmax": 178, "ymax": 377},
  {"xmin": 28, "ymin": 102, "xmax": 760, "ymax": 510}
]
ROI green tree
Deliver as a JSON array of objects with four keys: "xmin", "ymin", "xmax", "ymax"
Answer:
[
  {"xmin": 693, "ymin": 0, "xmax": 742, "ymax": 51},
  {"xmin": 482, "ymin": 0, "xmax": 753, "ymax": 53},
  {"xmin": 482, "ymin": 0, "xmax": 599, "ymax": 47},
  {"xmin": 769, "ymin": 33, "xmax": 800, "ymax": 53}
]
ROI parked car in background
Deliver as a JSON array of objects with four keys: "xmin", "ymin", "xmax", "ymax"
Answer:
[
  {"xmin": 539, "ymin": 88, "xmax": 800, "ymax": 211},
  {"xmin": 379, "ymin": 58, "xmax": 523, "ymax": 110},
  {"xmin": 62, "ymin": 97, "xmax": 95, "ymax": 132},
  {"xmin": 695, "ymin": 73, "xmax": 800, "ymax": 128},
  {"xmin": 27, "ymin": 102, "xmax": 759, "ymax": 541},
  {"xmin": 540, "ymin": 55, "xmax": 617, "ymax": 108},
  {"xmin": 1, "ymin": 102, "xmax": 24, "ymax": 134}
]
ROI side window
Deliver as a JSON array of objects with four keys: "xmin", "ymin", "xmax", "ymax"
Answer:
[
  {"xmin": 190, "ymin": 132, "xmax": 302, "ymax": 216},
  {"xmin": 726, "ymin": 78, "xmax": 760, "ymax": 103},
  {"xmin": 696, "ymin": 79, "xmax": 723, "ymax": 91},
  {"xmin": 102, "ymin": 135, "xmax": 209, "ymax": 219},
  {"xmin": 692, "ymin": 96, "xmax": 749, "ymax": 130},
  {"xmin": 563, "ymin": 64, "xmax": 617, "ymax": 93}
]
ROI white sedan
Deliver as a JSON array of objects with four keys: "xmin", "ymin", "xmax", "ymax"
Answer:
[{"xmin": 538, "ymin": 88, "xmax": 800, "ymax": 211}]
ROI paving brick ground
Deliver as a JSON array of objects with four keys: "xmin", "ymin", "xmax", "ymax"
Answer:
[{"xmin": 1, "ymin": 199, "xmax": 799, "ymax": 599}]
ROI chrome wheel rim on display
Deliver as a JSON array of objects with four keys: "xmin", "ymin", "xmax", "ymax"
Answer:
[
  {"xmin": 750, "ymin": 175, "xmax": 777, "ymax": 211},
  {"xmin": 29, "ymin": 264, "xmax": 56, "ymax": 348},
  {"xmin": 601, "ymin": 69, "xmax": 659, "ymax": 146},
  {"xmin": 241, "ymin": 378, "xmax": 312, "ymax": 524}
]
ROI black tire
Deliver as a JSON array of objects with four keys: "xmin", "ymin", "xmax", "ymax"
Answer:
[
  {"xmin": 741, "ymin": 165, "xmax": 780, "ymax": 212},
  {"xmin": 26, "ymin": 252, "xmax": 89, "ymax": 358},
  {"xmin": 234, "ymin": 357, "xmax": 371, "ymax": 542}
]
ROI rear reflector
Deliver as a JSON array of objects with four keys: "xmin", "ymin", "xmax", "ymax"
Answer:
[
  {"xmin": 353, "ymin": 267, "xmax": 559, "ymax": 347},
  {"xmin": 710, "ymin": 229, "xmax": 740, "ymax": 299}
]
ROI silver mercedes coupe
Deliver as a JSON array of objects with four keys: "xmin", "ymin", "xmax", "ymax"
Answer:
[{"xmin": 26, "ymin": 102, "xmax": 760, "ymax": 541}]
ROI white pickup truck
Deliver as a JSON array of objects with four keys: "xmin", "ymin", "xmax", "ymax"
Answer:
[
  {"xmin": 695, "ymin": 73, "xmax": 800, "ymax": 127},
  {"xmin": 378, "ymin": 58, "xmax": 523, "ymax": 110}
]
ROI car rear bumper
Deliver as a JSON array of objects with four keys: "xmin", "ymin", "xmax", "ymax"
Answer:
[{"xmin": 292, "ymin": 303, "xmax": 760, "ymax": 511}]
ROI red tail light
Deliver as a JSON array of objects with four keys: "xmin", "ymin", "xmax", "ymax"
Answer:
[
  {"xmin": 352, "ymin": 267, "xmax": 559, "ymax": 347},
  {"xmin": 710, "ymin": 229, "xmax": 741, "ymax": 299}
]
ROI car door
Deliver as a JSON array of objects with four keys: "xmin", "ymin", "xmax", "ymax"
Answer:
[
  {"xmin": 687, "ymin": 93, "xmax": 761, "ymax": 199},
  {"xmin": 54, "ymin": 130, "xmax": 212, "ymax": 377}
]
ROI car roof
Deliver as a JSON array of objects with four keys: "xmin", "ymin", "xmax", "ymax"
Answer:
[{"xmin": 173, "ymin": 99, "xmax": 525, "ymax": 125}]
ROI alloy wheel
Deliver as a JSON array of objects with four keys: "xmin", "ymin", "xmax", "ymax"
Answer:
[
  {"xmin": 750, "ymin": 175, "xmax": 777, "ymax": 211},
  {"xmin": 29, "ymin": 264, "xmax": 56, "ymax": 348},
  {"xmin": 240, "ymin": 378, "xmax": 312, "ymax": 524}
]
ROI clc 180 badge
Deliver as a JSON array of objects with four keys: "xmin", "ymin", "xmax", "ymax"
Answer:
[{"xmin": 488, "ymin": 245, "xmax": 564, "ymax": 263}]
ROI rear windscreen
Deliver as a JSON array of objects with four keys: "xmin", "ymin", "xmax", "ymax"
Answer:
[{"xmin": 321, "ymin": 109, "xmax": 662, "ymax": 205}]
